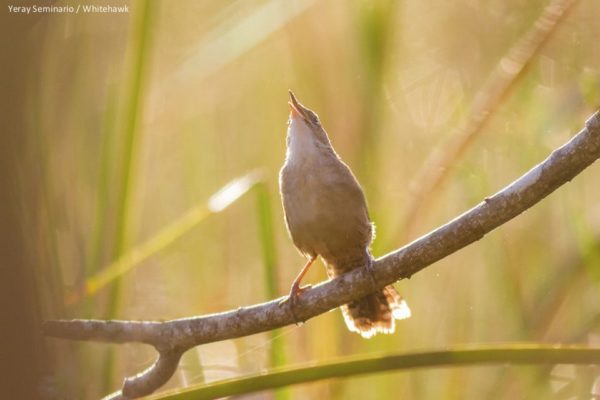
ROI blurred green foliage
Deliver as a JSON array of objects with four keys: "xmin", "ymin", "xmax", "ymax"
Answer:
[{"xmin": 29, "ymin": 0, "xmax": 600, "ymax": 398}]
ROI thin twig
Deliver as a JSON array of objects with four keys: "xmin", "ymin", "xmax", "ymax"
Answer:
[{"xmin": 44, "ymin": 111, "xmax": 600, "ymax": 399}]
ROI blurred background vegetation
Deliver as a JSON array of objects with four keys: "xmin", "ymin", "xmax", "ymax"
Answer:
[{"xmin": 11, "ymin": 0, "xmax": 600, "ymax": 398}]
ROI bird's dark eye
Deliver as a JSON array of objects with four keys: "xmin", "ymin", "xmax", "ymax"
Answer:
[{"xmin": 306, "ymin": 110, "xmax": 320, "ymax": 126}]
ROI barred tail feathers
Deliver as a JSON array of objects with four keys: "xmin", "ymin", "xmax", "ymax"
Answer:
[{"xmin": 341, "ymin": 285, "xmax": 411, "ymax": 339}]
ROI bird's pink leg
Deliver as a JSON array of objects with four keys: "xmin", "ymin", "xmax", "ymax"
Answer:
[
  {"xmin": 280, "ymin": 255, "xmax": 317, "ymax": 322},
  {"xmin": 289, "ymin": 255, "xmax": 317, "ymax": 303}
]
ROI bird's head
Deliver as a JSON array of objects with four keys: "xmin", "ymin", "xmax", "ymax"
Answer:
[
  {"xmin": 286, "ymin": 90, "xmax": 331, "ymax": 153},
  {"xmin": 288, "ymin": 90, "xmax": 322, "ymax": 129}
]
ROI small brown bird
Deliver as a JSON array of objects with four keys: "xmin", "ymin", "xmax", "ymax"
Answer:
[{"xmin": 279, "ymin": 90, "xmax": 410, "ymax": 338}]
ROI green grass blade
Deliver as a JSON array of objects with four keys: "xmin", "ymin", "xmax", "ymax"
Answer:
[
  {"xmin": 103, "ymin": 0, "xmax": 157, "ymax": 390},
  {"xmin": 107, "ymin": 0, "xmax": 156, "ymax": 311},
  {"xmin": 83, "ymin": 170, "xmax": 263, "ymax": 298},
  {"xmin": 86, "ymin": 80, "xmax": 118, "ymax": 278},
  {"xmin": 253, "ymin": 181, "xmax": 288, "ymax": 400},
  {"xmin": 146, "ymin": 344, "xmax": 600, "ymax": 400},
  {"xmin": 254, "ymin": 181, "xmax": 279, "ymax": 301}
]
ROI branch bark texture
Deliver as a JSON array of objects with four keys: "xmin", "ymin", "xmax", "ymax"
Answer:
[{"xmin": 44, "ymin": 111, "xmax": 600, "ymax": 399}]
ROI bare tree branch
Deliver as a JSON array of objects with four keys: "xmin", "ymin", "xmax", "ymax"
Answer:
[{"xmin": 44, "ymin": 111, "xmax": 600, "ymax": 399}]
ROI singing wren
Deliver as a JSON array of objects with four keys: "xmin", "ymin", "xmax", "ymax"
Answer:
[{"xmin": 279, "ymin": 90, "xmax": 410, "ymax": 338}]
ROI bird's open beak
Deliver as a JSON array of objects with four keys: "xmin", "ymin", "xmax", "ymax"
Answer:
[{"xmin": 288, "ymin": 90, "xmax": 308, "ymax": 120}]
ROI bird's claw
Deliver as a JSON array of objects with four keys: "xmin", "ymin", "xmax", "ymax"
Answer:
[{"xmin": 279, "ymin": 284, "xmax": 312, "ymax": 324}]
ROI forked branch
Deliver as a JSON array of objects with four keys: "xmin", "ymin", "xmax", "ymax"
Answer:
[{"xmin": 44, "ymin": 111, "xmax": 600, "ymax": 399}]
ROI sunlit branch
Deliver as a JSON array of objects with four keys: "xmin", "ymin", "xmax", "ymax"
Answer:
[{"xmin": 44, "ymin": 111, "xmax": 600, "ymax": 399}]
